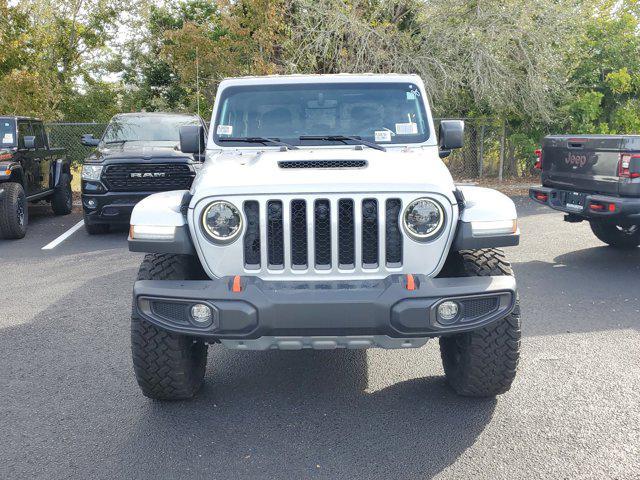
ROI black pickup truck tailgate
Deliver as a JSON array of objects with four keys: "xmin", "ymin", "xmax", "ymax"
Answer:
[{"xmin": 540, "ymin": 135, "xmax": 640, "ymax": 195}]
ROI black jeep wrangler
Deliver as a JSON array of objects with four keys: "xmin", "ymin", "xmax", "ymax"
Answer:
[
  {"xmin": 0, "ymin": 117, "xmax": 73, "ymax": 239},
  {"xmin": 80, "ymin": 112, "xmax": 206, "ymax": 234}
]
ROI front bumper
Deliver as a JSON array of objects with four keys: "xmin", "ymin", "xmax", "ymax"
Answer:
[
  {"xmin": 82, "ymin": 191, "xmax": 151, "ymax": 225},
  {"xmin": 530, "ymin": 186, "xmax": 640, "ymax": 220},
  {"xmin": 133, "ymin": 274, "xmax": 517, "ymax": 349}
]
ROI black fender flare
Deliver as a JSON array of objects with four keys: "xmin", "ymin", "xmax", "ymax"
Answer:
[{"xmin": 7, "ymin": 164, "xmax": 26, "ymax": 187}]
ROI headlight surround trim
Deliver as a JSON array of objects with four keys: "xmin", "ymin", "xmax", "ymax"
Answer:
[
  {"xmin": 402, "ymin": 197, "xmax": 446, "ymax": 241},
  {"xmin": 200, "ymin": 200, "xmax": 243, "ymax": 244}
]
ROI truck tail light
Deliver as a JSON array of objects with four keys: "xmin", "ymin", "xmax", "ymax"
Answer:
[
  {"xmin": 534, "ymin": 148, "xmax": 542, "ymax": 170},
  {"xmin": 618, "ymin": 154, "xmax": 640, "ymax": 179},
  {"xmin": 534, "ymin": 192, "xmax": 548, "ymax": 202},
  {"xmin": 589, "ymin": 202, "xmax": 616, "ymax": 213}
]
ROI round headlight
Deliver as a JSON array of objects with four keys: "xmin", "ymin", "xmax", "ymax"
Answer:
[
  {"xmin": 201, "ymin": 201, "xmax": 243, "ymax": 243},
  {"xmin": 403, "ymin": 198, "xmax": 444, "ymax": 240}
]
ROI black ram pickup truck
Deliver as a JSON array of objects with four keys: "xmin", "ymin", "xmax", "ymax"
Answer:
[
  {"xmin": 0, "ymin": 116, "xmax": 73, "ymax": 239},
  {"xmin": 80, "ymin": 112, "xmax": 206, "ymax": 234},
  {"xmin": 530, "ymin": 135, "xmax": 640, "ymax": 248}
]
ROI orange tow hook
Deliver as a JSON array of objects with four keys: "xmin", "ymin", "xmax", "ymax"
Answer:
[
  {"xmin": 232, "ymin": 275, "xmax": 242, "ymax": 293},
  {"xmin": 406, "ymin": 274, "xmax": 416, "ymax": 291}
]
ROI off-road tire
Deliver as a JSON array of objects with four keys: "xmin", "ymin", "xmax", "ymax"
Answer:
[
  {"xmin": 439, "ymin": 249, "xmax": 521, "ymax": 397},
  {"xmin": 590, "ymin": 220, "xmax": 640, "ymax": 249},
  {"xmin": 83, "ymin": 215, "xmax": 109, "ymax": 235},
  {"xmin": 51, "ymin": 173, "xmax": 73, "ymax": 215},
  {"xmin": 0, "ymin": 182, "xmax": 28, "ymax": 239},
  {"xmin": 131, "ymin": 254, "xmax": 208, "ymax": 400}
]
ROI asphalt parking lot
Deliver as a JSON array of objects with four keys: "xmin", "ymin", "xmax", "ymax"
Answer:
[{"xmin": 1, "ymin": 198, "xmax": 638, "ymax": 480}]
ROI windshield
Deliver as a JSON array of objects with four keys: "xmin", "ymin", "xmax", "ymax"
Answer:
[
  {"xmin": 0, "ymin": 118, "xmax": 16, "ymax": 147},
  {"xmin": 102, "ymin": 115, "xmax": 199, "ymax": 144},
  {"xmin": 213, "ymin": 82, "xmax": 430, "ymax": 147}
]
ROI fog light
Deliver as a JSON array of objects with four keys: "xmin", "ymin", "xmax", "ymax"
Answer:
[
  {"xmin": 437, "ymin": 301, "xmax": 459, "ymax": 324},
  {"xmin": 86, "ymin": 199, "xmax": 97, "ymax": 209},
  {"xmin": 190, "ymin": 304, "xmax": 212, "ymax": 324}
]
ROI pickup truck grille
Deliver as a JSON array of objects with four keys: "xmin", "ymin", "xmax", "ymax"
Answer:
[
  {"xmin": 101, "ymin": 163, "xmax": 194, "ymax": 192},
  {"xmin": 242, "ymin": 197, "xmax": 404, "ymax": 271}
]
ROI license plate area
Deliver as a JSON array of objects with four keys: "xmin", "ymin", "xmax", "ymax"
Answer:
[{"xmin": 562, "ymin": 191, "xmax": 586, "ymax": 211}]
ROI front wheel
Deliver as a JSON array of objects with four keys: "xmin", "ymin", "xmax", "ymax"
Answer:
[
  {"xmin": 439, "ymin": 249, "xmax": 521, "ymax": 397},
  {"xmin": 131, "ymin": 254, "xmax": 208, "ymax": 400},
  {"xmin": 0, "ymin": 182, "xmax": 28, "ymax": 239},
  {"xmin": 590, "ymin": 220, "xmax": 640, "ymax": 249}
]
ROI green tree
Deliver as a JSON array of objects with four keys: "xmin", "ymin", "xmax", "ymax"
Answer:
[
  {"xmin": 120, "ymin": 0, "xmax": 219, "ymax": 114},
  {"xmin": 562, "ymin": 0, "xmax": 640, "ymax": 133}
]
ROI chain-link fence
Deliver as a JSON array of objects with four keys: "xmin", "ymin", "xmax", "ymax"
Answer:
[
  {"xmin": 45, "ymin": 120, "xmax": 529, "ymax": 179},
  {"xmin": 433, "ymin": 118, "xmax": 532, "ymax": 180},
  {"xmin": 46, "ymin": 123, "xmax": 107, "ymax": 165}
]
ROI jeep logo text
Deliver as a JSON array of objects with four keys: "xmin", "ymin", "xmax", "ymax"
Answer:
[{"xmin": 565, "ymin": 153, "xmax": 588, "ymax": 168}]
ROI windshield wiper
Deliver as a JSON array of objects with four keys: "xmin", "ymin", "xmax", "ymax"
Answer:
[
  {"xmin": 104, "ymin": 140, "xmax": 129, "ymax": 145},
  {"xmin": 218, "ymin": 136, "xmax": 298, "ymax": 150},
  {"xmin": 298, "ymin": 135, "xmax": 386, "ymax": 152}
]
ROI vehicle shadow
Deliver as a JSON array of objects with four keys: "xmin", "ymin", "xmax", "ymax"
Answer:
[
  {"xmin": 0, "ymin": 267, "xmax": 497, "ymax": 480},
  {"xmin": 118, "ymin": 348, "xmax": 496, "ymax": 479},
  {"xmin": 513, "ymin": 246, "xmax": 640, "ymax": 337}
]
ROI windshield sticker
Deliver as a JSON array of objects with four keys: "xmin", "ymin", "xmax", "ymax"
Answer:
[
  {"xmin": 406, "ymin": 91, "xmax": 416, "ymax": 100},
  {"xmin": 395, "ymin": 122, "xmax": 418, "ymax": 135},
  {"xmin": 216, "ymin": 125, "xmax": 233, "ymax": 136},
  {"xmin": 2, "ymin": 133, "xmax": 13, "ymax": 144},
  {"xmin": 374, "ymin": 130, "xmax": 392, "ymax": 142}
]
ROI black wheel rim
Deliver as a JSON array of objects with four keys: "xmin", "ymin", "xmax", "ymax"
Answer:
[
  {"xmin": 616, "ymin": 225, "xmax": 638, "ymax": 236},
  {"xmin": 17, "ymin": 197, "xmax": 25, "ymax": 226}
]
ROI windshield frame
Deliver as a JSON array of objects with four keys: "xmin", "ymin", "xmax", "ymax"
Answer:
[
  {"xmin": 210, "ymin": 81, "xmax": 433, "ymax": 149},
  {"xmin": 99, "ymin": 114, "xmax": 201, "ymax": 145}
]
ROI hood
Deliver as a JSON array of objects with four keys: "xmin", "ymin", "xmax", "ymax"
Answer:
[
  {"xmin": 191, "ymin": 146, "xmax": 456, "ymax": 203},
  {"xmin": 86, "ymin": 141, "xmax": 192, "ymax": 163}
]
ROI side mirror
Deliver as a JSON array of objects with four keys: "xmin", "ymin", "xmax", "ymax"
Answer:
[
  {"xmin": 23, "ymin": 136, "xmax": 36, "ymax": 149},
  {"xmin": 179, "ymin": 125, "xmax": 206, "ymax": 156},
  {"xmin": 438, "ymin": 120, "xmax": 464, "ymax": 158},
  {"xmin": 81, "ymin": 134, "xmax": 100, "ymax": 147}
]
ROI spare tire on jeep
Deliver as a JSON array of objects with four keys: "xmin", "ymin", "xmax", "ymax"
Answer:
[{"xmin": 0, "ymin": 182, "xmax": 27, "ymax": 239}]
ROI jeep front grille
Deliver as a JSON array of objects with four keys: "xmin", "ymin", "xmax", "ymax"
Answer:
[
  {"xmin": 385, "ymin": 199, "xmax": 403, "ymax": 266},
  {"xmin": 242, "ymin": 196, "xmax": 403, "ymax": 272},
  {"xmin": 101, "ymin": 163, "xmax": 194, "ymax": 192},
  {"xmin": 338, "ymin": 199, "xmax": 355, "ymax": 268}
]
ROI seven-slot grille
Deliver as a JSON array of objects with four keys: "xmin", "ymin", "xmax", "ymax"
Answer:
[
  {"xmin": 243, "ymin": 197, "xmax": 404, "ymax": 271},
  {"xmin": 101, "ymin": 163, "xmax": 194, "ymax": 192}
]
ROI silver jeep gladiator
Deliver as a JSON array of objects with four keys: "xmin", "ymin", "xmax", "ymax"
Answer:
[{"xmin": 128, "ymin": 74, "xmax": 521, "ymax": 400}]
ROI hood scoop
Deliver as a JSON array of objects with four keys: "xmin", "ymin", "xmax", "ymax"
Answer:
[{"xmin": 278, "ymin": 159, "xmax": 368, "ymax": 169}]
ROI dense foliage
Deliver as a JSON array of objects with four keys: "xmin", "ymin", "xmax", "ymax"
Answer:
[{"xmin": 1, "ymin": 0, "xmax": 640, "ymax": 173}]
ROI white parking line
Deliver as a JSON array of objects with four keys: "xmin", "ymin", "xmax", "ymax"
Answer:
[{"xmin": 42, "ymin": 220, "xmax": 85, "ymax": 250}]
